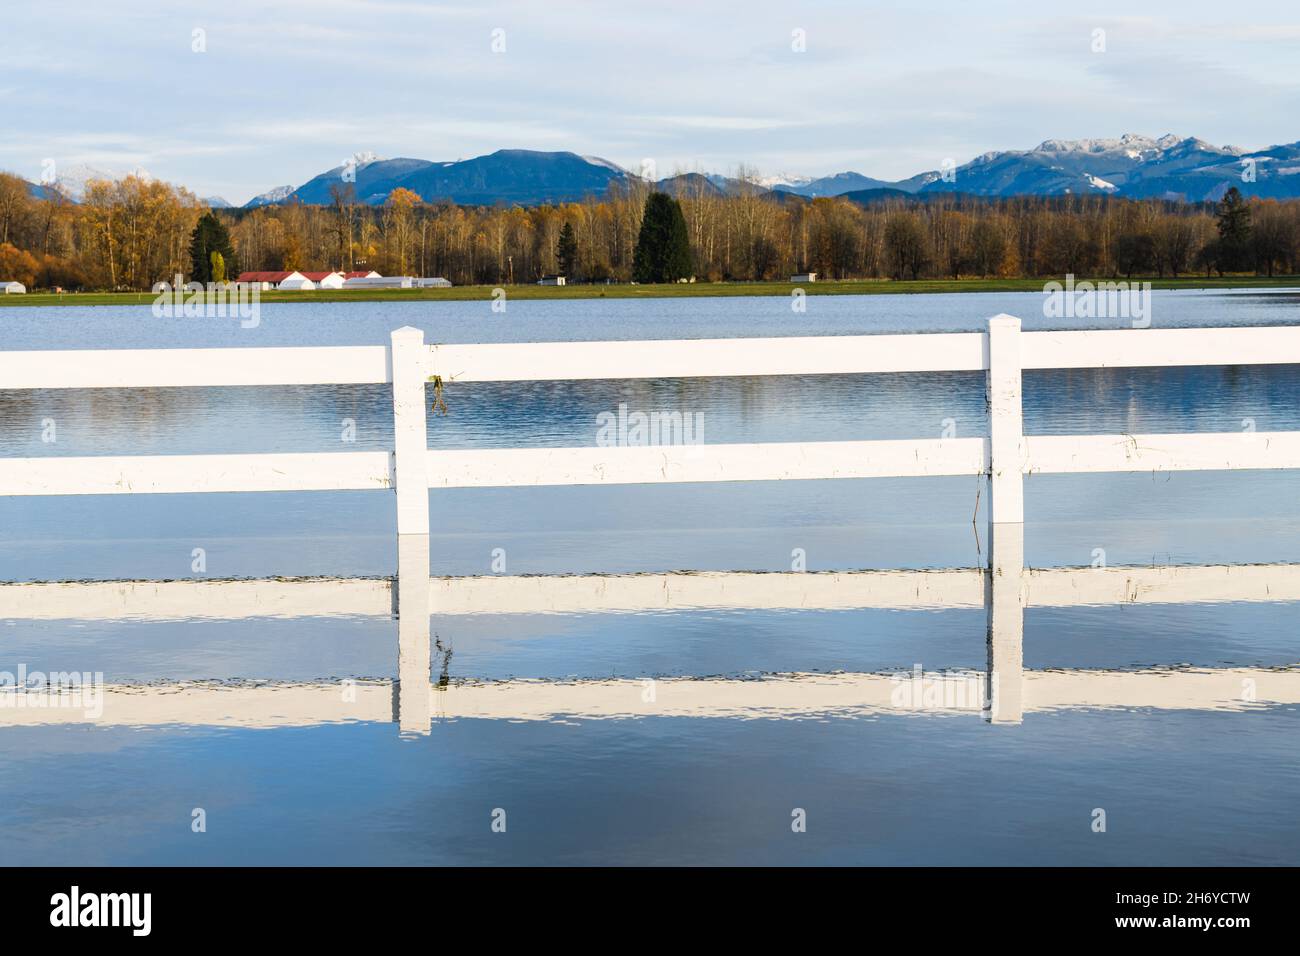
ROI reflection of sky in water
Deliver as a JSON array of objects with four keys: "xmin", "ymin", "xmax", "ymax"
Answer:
[
  {"xmin": 1, "ymin": 290, "xmax": 1298, "ymax": 865},
  {"xmin": 2, "ymin": 288, "xmax": 1298, "ymax": 351},
  {"xmin": 4, "ymin": 708, "xmax": 1298, "ymax": 866}
]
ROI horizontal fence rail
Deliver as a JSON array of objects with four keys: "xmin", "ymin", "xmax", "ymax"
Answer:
[
  {"xmin": 1020, "ymin": 326, "xmax": 1300, "ymax": 371},
  {"xmin": 426, "ymin": 333, "xmax": 989, "ymax": 381},
  {"xmin": 1024, "ymin": 432, "xmax": 1300, "ymax": 473},
  {"xmin": 0, "ymin": 345, "xmax": 391, "ymax": 389},
  {"xmin": 0, "ymin": 451, "xmax": 392, "ymax": 496},
  {"xmin": 3, "ymin": 319, "xmax": 1300, "ymax": 552}
]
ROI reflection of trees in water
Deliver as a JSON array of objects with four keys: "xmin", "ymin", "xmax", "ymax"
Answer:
[
  {"xmin": 436, "ymin": 366, "xmax": 1300, "ymax": 447},
  {"xmin": 3, "ymin": 365, "xmax": 1295, "ymax": 455},
  {"xmin": 0, "ymin": 388, "xmax": 184, "ymax": 447},
  {"xmin": 0, "ymin": 384, "xmax": 397, "ymax": 453},
  {"xmin": 0, "ymin": 392, "xmax": 42, "ymax": 432},
  {"xmin": 1026, "ymin": 365, "xmax": 1300, "ymax": 434},
  {"xmin": 428, "ymin": 371, "xmax": 989, "ymax": 447}
]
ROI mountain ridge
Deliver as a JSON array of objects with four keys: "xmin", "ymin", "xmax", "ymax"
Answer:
[
  {"xmin": 243, "ymin": 135, "xmax": 1298, "ymax": 207},
  {"xmin": 11, "ymin": 135, "xmax": 1299, "ymax": 208}
]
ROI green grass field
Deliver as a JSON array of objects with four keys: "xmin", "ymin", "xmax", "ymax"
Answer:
[{"xmin": 2, "ymin": 275, "xmax": 1298, "ymax": 308}]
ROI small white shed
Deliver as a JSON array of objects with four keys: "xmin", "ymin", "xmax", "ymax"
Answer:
[
  {"xmin": 277, "ymin": 275, "xmax": 317, "ymax": 291},
  {"xmin": 538, "ymin": 274, "xmax": 566, "ymax": 286},
  {"xmin": 2, "ymin": 281, "xmax": 26, "ymax": 294}
]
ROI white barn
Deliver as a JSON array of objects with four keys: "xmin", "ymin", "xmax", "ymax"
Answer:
[
  {"xmin": 302, "ymin": 272, "xmax": 345, "ymax": 290},
  {"xmin": 276, "ymin": 274, "xmax": 317, "ymax": 291},
  {"xmin": 2, "ymin": 281, "xmax": 26, "ymax": 294}
]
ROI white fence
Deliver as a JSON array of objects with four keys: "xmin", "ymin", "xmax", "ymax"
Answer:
[{"xmin": 4, "ymin": 317, "xmax": 1300, "ymax": 544}]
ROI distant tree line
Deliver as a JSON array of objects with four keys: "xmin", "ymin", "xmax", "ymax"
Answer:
[
  {"xmin": 0, "ymin": 172, "xmax": 202, "ymax": 291},
  {"xmin": 2, "ymin": 167, "xmax": 1299, "ymax": 291}
]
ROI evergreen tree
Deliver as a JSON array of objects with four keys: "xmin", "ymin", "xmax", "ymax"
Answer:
[
  {"xmin": 664, "ymin": 198, "xmax": 692, "ymax": 281},
  {"xmin": 1213, "ymin": 186, "xmax": 1252, "ymax": 272},
  {"xmin": 633, "ymin": 192, "xmax": 693, "ymax": 283},
  {"xmin": 189, "ymin": 212, "xmax": 236, "ymax": 284},
  {"xmin": 556, "ymin": 221, "xmax": 578, "ymax": 277}
]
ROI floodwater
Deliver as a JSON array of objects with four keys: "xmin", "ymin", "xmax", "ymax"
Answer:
[{"xmin": 0, "ymin": 288, "xmax": 1298, "ymax": 865}]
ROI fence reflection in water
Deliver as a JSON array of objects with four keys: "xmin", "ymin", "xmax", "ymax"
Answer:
[{"xmin": 3, "ymin": 526, "xmax": 1299, "ymax": 734}]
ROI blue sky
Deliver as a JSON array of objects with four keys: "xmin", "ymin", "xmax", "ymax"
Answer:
[{"xmin": 2, "ymin": 0, "xmax": 1298, "ymax": 204}]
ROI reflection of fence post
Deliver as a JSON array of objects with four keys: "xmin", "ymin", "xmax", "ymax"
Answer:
[
  {"xmin": 396, "ymin": 534, "xmax": 432, "ymax": 735},
  {"xmin": 390, "ymin": 327, "xmax": 430, "ymax": 536},
  {"xmin": 986, "ymin": 315, "xmax": 1024, "ymax": 551},
  {"xmin": 985, "ymin": 522, "xmax": 1024, "ymax": 724}
]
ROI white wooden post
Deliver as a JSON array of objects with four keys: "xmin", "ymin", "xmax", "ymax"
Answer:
[
  {"xmin": 390, "ymin": 327, "xmax": 430, "ymax": 535},
  {"xmin": 986, "ymin": 315, "xmax": 1024, "ymax": 535}
]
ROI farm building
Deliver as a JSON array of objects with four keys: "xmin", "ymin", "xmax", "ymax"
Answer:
[
  {"xmin": 236, "ymin": 271, "xmax": 308, "ymax": 291},
  {"xmin": 301, "ymin": 272, "xmax": 345, "ymax": 290},
  {"xmin": 791, "ymin": 272, "xmax": 817, "ymax": 282},
  {"xmin": 236, "ymin": 270, "xmax": 386, "ymax": 290},
  {"xmin": 342, "ymin": 275, "xmax": 413, "ymax": 289},
  {"xmin": 414, "ymin": 277, "xmax": 452, "ymax": 288},
  {"xmin": 2, "ymin": 281, "xmax": 26, "ymax": 294},
  {"xmin": 276, "ymin": 275, "xmax": 317, "ymax": 291},
  {"xmin": 538, "ymin": 274, "xmax": 566, "ymax": 286}
]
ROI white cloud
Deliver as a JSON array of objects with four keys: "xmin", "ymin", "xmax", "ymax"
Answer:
[{"xmin": 3, "ymin": 0, "xmax": 1297, "ymax": 199}]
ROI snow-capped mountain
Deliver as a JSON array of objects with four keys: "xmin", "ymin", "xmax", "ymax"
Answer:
[
  {"xmin": 916, "ymin": 134, "xmax": 1289, "ymax": 201},
  {"xmin": 244, "ymin": 185, "xmax": 296, "ymax": 208},
  {"xmin": 756, "ymin": 172, "xmax": 814, "ymax": 190},
  {"xmin": 581, "ymin": 155, "xmax": 629, "ymax": 175},
  {"xmin": 51, "ymin": 163, "xmax": 153, "ymax": 201}
]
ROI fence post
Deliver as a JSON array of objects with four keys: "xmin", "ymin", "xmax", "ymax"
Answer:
[
  {"xmin": 986, "ymin": 315, "xmax": 1024, "ymax": 539},
  {"xmin": 390, "ymin": 327, "xmax": 430, "ymax": 536}
]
